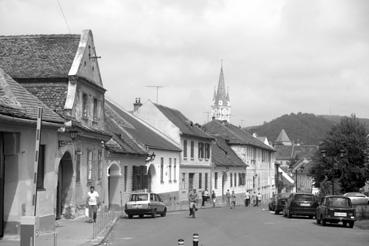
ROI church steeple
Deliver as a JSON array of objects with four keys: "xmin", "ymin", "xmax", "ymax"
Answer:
[{"xmin": 211, "ymin": 63, "xmax": 231, "ymax": 122}]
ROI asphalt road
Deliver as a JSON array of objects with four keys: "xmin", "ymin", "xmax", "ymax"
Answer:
[{"xmin": 105, "ymin": 206, "xmax": 369, "ymax": 246}]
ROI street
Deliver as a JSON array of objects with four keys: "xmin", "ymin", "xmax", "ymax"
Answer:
[{"xmin": 105, "ymin": 206, "xmax": 369, "ymax": 246}]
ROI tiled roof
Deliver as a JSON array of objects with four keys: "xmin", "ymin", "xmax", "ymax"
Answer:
[
  {"xmin": 106, "ymin": 100, "xmax": 181, "ymax": 152},
  {"xmin": 275, "ymin": 145, "xmax": 293, "ymax": 160},
  {"xmin": 275, "ymin": 145, "xmax": 318, "ymax": 160},
  {"xmin": 203, "ymin": 120, "xmax": 274, "ymax": 151},
  {"xmin": 0, "ymin": 68, "xmax": 64, "ymax": 123},
  {"xmin": 212, "ymin": 137, "xmax": 246, "ymax": 168},
  {"xmin": 20, "ymin": 82, "xmax": 68, "ymax": 115},
  {"xmin": 105, "ymin": 115, "xmax": 147, "ymax": 155},
  {"xmin": 155, "ymin": 104, "xmax": 213, "ymax": 140},
  {"xmin": 0, "ymin": 34, "xmax": 80, "ymax": 78}
]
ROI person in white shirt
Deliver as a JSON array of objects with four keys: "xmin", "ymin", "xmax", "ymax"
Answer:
[
  {"xmin": 86, "ymin": 186, "xmax": 100, "ymax": 223},
  {"xmin": 245, "ymin": 191, "xmax": 250, "ymax": 207}
]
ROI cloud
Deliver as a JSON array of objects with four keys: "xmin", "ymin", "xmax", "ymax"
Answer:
[{"xmin": 1, "ymin": 0, "xmax": 369, "ymax": 126}]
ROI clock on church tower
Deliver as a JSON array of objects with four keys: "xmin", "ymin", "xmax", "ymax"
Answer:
[{"xmin": 211, "ymin": 64, "xmax": 231, "ymax": 122}]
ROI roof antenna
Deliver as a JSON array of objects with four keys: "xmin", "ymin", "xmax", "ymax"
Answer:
[
  {"xmin": 56, "ymin": 0, "xmax": 71, "ymax": 34},
  {"xmin": 145, "ymin": 85, "xmax": 164, "ymax": 103}
]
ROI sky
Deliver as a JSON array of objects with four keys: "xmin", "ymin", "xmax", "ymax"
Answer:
[{"xmin": 1, "ymin": 0, "xmax": 369, "ymax": 126}]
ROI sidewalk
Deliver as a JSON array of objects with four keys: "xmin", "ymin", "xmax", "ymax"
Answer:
[{"xmin": 0, "ymin": 215, "xmax": 119, "ymax": 246}]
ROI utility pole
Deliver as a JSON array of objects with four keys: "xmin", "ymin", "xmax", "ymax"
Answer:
[{"xmin": 145, "ymin": 85, "xmax": 164, "ymax": 103}]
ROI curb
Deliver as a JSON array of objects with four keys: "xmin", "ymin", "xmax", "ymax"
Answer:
[{"xmin": 82, "ymin": 216, "xmax": 120, "ymax": 246}]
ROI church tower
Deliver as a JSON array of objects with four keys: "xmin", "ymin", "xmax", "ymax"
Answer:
[{"xmin": 211, "ymin": 64, "xmax": 231, "ymax": 122}]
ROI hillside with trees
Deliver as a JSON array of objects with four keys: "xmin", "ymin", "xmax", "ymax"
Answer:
[
  {"xmin": 247, "ymin": 113, "xmax": 369, "ymax": 145},
  {"xmin": 247, "ymin": 113, "xmax": 335, "ymax": 145}
]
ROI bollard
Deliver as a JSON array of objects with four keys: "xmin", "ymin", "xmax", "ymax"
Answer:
[
  {"xmin": 178, "ymin": 239, "xmax": 184, "ymax": 245},
  {"xmin": 193, "ymin": 233, "xmax": 199, "ymax": 246}
]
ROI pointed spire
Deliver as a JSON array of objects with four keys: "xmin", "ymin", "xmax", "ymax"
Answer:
[
  {"xmin": 215, "ymin": 62, "xmax": 227, "ymax": 102},
  {"xmin": 275, "ymin": 129, "xmax": 292, "ymax": 146}
]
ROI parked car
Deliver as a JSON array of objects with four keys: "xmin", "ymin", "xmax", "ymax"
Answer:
[
  {"xmin": 125, "ymin": 192, "xmax": 167, "ymax": 219},
  {"xmin": 343, "ymin": 192, "xmax": 369, "ymax": 205},
  {"xmin": 283, "ymin": 193, "xmax": 318, "ymax": 218},
  {"xmin": 274, "ymin": 193, "xmax": 290, "ymax": 215},
  {"xmin": 316, "ymin": 195, "xmax": 356, "ymax": 228}
]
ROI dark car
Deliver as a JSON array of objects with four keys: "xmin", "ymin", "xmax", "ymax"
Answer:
[
  {"xmin": 274, "ymin": 193, "xmax": 290, "ymax": 215},
  {"xmin": 124, "ymin": 192, "xmax": 167, "ymax": 219},
  {"xmin": 316, "ymin": 195, "xmax": 356, "ymax": 228},
  {"xmin": 283, "ymin": 193, "xmax": 318, "ymax": 218}
]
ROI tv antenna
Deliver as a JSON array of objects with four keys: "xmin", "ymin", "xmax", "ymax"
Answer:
[{"xmin": 145, "ymin": 85, "xmax": 164, "ymax": 103}]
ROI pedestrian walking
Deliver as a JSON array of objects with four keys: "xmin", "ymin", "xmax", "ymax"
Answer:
[
  {"xmin": 257, "ymin": 192, "xmax": 262, "ymax": 207},
  {"xmin": 230, "ymin": 191, "xmax": 236, "ymax": 209},
  {"xmin": 201, "ymin": 190, "xmax": 205, "ymax": 207},
  {"xmin": 245, "ymin": 190, "xmax": 250, "ymax": 207},
  {"xmin": 225, "ymin": 189, "xmax": 231, "ymax": 208},
  {"xmin": 86, "ymin": 186, "xmax": 100, "ymax": 223},
  {"xmin": 188, "ymin": 188, "xmax": 198, "ymax": 217},
  {"xmin": 211, "ymin": 190, "xmax": 216, "ymax": 207},
  {"xmin": 252, "ymin": 191, "xmax": 257, "ymax": 207}
]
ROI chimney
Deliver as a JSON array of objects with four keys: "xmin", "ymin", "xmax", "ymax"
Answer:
[{"xmin": 133, "ymin": 98, "xmax": 142, "ymax": 112}]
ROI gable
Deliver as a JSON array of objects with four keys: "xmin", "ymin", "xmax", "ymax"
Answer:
[{"xmin": 68, "ymin": 30, "xmax": 103, "ymax": 87}]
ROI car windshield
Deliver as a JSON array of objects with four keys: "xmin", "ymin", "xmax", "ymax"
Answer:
[
  {"xmin": 280, "ymin": 193, "xmax": 290, "ymax": 199},
  {"xmin": 295, "ymin": 194, "xmax": 314, "ymax": 201},
  {"xmin": 347, "ymin": 193, "xmax": 365, "ymax": 197},
  {"xmin": 130, "ymin": 194, "xmax": 148, "ymax": 201},
  {"xmin": 327, "ymin": 197, "xmax": 350, "ymax": 207}
]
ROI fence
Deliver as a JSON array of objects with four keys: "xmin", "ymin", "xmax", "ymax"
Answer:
[{"xmin": 92, "ymin": 209, "xmax": 120, "ymax": 239}]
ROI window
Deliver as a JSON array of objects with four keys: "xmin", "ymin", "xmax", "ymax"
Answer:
[
  {"xmin": 169, "ymin": 158, "xmax": 172, "ymax": 182},
  {"xmin": 205, "ymin": 173, "xmax": 208, "ymax": 190},
  {"xmin": 205, "ymin": 143, "xmax": 210, "ymax": 159},
  {"xmin": 124, "ymin": 166, "xmax": 128, "ymax": 192},
  {"xmin": 190, "ymin": 141, "xmax": 194, "ymax": 159},
  {"xmin": 87, "ymin": 150, "xmax": 93, "ymax": 181},
  {"xmin": 93, "ymin": 98, "xmax": 98, "ymax": 121},
  {"xmin": 198, "ymin": 142, "xmax": 204, "ymax": 159},
  {"xmin": 36, "ymin": 145, "xmax": 45, "ymax": 190},
  {"xmin": 76, "ymin": 152, "xmax": 81, "ymax": 183},
  {"xmin": 82, "ymin": 93, "xmax": 88, "ymax": 119},
  {"xmin": 183, "ymin": 140, "xmax": 188, "ymax": 159},
  {"xmin": 160, "ymin": 157, "xmax": 164, "ymax": 183},
  {"xmin": 214, "ymin": 172, "xmax": 218, "ymax": 189},
  {"xmin": 198, "ymin": 173, "xmax": 202, "ymax": 189},
  {"xmin": 173, "ymin": 158, "xmax": 177, "ymax": 182},
  {"xmin": 97, "ymin": 150, "xmax": 102, "ymax": 180},
  {"xmin": 230, "ymin": 173, "xmax": 233, "ymax": 187},
  {"xmin": 234, "ymin": 173, "xmax": 237, "ymax": 187}
]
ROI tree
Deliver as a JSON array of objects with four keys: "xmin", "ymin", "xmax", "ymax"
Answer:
[{"xmin": 310, "ymin": 115, "xmax": 369, "ymax": 194}]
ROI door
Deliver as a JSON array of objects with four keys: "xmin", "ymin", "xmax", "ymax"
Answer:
[
  {"xmin": 188, "ymin": 173, "xmax": 194, "ymax": 191},
  {"xmin": 0, "ymin": 133, "xmax": 4, "ymax": 237}
]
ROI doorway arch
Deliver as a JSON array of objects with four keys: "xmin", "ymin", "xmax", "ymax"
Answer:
[
  {"xmin": 56, "ymin": 151, "xmax": 73, "ymax": 219},
  {"xmin": 107, "ymin": 162, "xmax": 121, "ymax": 210}
]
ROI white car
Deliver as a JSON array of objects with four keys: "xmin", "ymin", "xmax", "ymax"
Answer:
[
  {"xmin": 124, "ymin": 192, "xmax": 167, "ymax": 219},
  {"xmin": 343, "ymin": 192, "xmax": 369, "ymax": 205}
]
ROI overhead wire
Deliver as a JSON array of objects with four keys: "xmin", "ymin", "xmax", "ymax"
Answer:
[{"xmin": 56, "ymin": 0, "xmax": 71, "ymax": 33}]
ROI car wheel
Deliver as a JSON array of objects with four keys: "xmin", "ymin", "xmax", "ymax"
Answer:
[
  {"xmin": 349, "ymin": 222, "xmax": 354, "ymax": 228},
  {"xmin": 161, "ymin": 208, "xmax": 167, "ymax": 217},
  {"xmin": 274, "ymin": 210, "xmax": 279, "ymax": 215},
  {"xmin": 139, "ymin": 214, "xmax": 144, "ymax": 218},
  {"xmin": 128, "ymin": 214, "xmax": 133, "ymax": 219}
]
